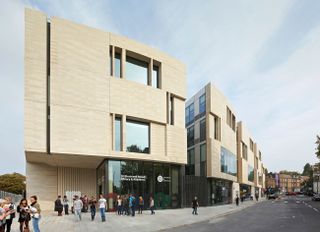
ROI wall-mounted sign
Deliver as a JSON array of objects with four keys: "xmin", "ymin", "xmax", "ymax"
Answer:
[
  {"xmin": 121, "ymin": 175, "xmax": 146, "ymax": 182},
  {"xmin": 157, "ymin": 175, "xmax": 171, "ymax": 183}
]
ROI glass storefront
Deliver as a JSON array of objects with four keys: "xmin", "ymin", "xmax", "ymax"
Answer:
[
  {"xmin": 209, "ymin": 178, "xmax": 233, "ymax": 205},
  {"xmin": 97, "ymin": 159, "xmax": 181, "ymax": 211}
]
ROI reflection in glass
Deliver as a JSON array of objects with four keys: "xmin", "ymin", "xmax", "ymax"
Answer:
[
  {"xmin": 126, "ymin": 56, "xmax": 148, "ymax": 85},
  {"xmin": 220, "ymin": 146, "xmax": 237, "ymax": 176},
  {"xmin": 115, "ymin": 53, "xmax": 121, "ymax": 78},
  {"xmin": 126, "ymin": 120, "xmax": 149, "ymax": 153},
  {"xmin": 152, "ymin": 66, "xmax": 159, "ymax": 88},
  {"xmin": 199, "ymin": 94, "xmax": 206, "ymax": 114},
  {"xmin": 248, "ymin": 165, "xmax": 254, "ymax": 182}
]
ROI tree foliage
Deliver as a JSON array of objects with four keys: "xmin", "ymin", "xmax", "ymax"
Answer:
[
  {"xmin": 302, "ymin": 163, "xmax": 312, "ymax": 176},
  {"xmin": 316, "ymin": 135, "xmax": 320, "ymax": 160},
  {"xmin": 0, "ymin": 172, "xmax": 26, "ymax": 194}
]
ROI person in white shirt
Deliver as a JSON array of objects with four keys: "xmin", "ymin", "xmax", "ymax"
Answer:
[
  {"xmin": 98, "ymin": 195, "xmax": 107, "ymax": 222},
  {"xmin": 73, "ymin": 195, "xmax": 83, "ymax": 221}
]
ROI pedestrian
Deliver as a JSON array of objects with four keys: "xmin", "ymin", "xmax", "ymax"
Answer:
[
  {"xmin": 235, "ymin": 195, "xmax": 239, "ymax": 206},
  {"xmin": 89, "ymin": 197, "xmax": 97, "ymax": 221},
  {"xmin": 29, "ymin": 195, "xmax": 41, "ymax": 232},
  {"xmin": 129, "ymin": 194, "xmax": 136, "ymax": 217},
  {"xmin": 54, "ymin": 196, "xmax": 63, "ymax": 216},
  {"xmin": 63, "ymin": 195, "xmax": 69, "ymax": 215},
  {"xmin": 73, "ymin": 195, "xmax": 83, "ymax": 221},
  {"xmin": 4, "ymin": 197, "xmax": 15, "ymax": 232},
  {"xmin": 192, "ymin": 196, "xmax": 199, "ymax": 215},
  {"xmin": 98, "ymin": 195, "xmax": 107, "ymax": 222},
  {"xmin": 0, "ymin": 199, "xmax": 14, "ymax": 232},
  {"xmin": 149, "ymin": 196, "xmax": 155, "ymax": 215},
  {"xmin": 17, "ymin": 198, "xmax": 31, "ymax": 232},
  {"xmin": 116, "ymin": 195, "xmax": 122, "ymax": 215},
  {"xmin": 138, "ymin": 196, "xmax": 144, "ymax": 214},
  {"xmin": 83, "ymin": 195, "xmax": 89, "ymax": 213},
  {"xmin": 124, "ymin": 195, "xmax": 129, "ymax": 216}
]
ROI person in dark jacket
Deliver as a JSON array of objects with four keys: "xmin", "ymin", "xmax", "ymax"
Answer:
[
  {"xmin": 235, "ymin": 195, "xmax": 239, "ymax": 206},
  {"xmin": 89, "ymin": 197, "xmax": 97, "ymax": 221},
  {"xmin": 192, "ymin": 196, "xmax": 199, "ymax": 215},
  {"xmin": 17, "ymin": 198, "xmax": 31, "ymax": 232},
  {"xmin": 54, "ymin": 196, "xmax": 63, "ymax": 216}
]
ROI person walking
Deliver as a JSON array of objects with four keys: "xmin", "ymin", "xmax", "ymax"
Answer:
[
  {"xmin": 192, "ymin": 196, "xmax": 199, "ymax": 215},
  {"xmin": 89, "ymin": 197, "xmax": 97, "ymax": 221},
  {"xmin": 62, "ymin": 196, "xmax": 69, "ymax": 215},
  {"xmin": 4, "ymin": 197, "xmax": 15, "ymax": 232},
  {"xmin": 138, "ymin": 196, "xmax": 144, "ymax": 214},
  {"xmin": 83, "ymin": 195, "xmax": 89, "ymax": 213},
  {"xmin": 73, "ymin": 195, "xmax": 83, "ymax": 221},
  {"xmin": 149, "ymin": 197, "xmax": 155, "ymax": 215},
  {"xmin": 17, "ymin": 199, "xmax": 31, "ymax": 232},
  {"xmin": 116, "ymin": 195, "xmax": 122, "ymax": 215},
  {"xmin": 98, "ymin": 195, "xmax": 107, "ymax": 222},
  {"xmin": 29, "ymin": 196, "xmax": 41, "ymax": 232},
  {"xmin": 129, "ymin": 194, "xmax": 136, "ymax": 217},
  {"xmin": 54, "ymin": 196, "xmax": 63, "ymax": 216},
  {"xmin": 235, "ymin": 195, "xmax": 240, "ymax": 206}
]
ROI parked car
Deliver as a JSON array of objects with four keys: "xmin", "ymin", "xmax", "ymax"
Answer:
[
  {"xmin": 312, "ymin": 194, "xmax": 320, "ymax": 201},
  {"xmin": 268, "ymin": 193, "xmax": 279, "ymax": 199}
]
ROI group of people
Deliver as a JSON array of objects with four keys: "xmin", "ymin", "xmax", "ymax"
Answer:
[
  {"xmin": 115, "ymin": 195, "xmax": 155, "ymax": 216},
  {"xmin": 0, "ymin": 195, "xmax": 41, "ymax": 232}
]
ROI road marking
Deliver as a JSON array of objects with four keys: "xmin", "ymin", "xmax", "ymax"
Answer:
[
  {"xmin": 308, "ymin": 205, "xmax": 312, "ymax": 208},
  {"xmin": 313, "ymin": 208, "xmax": 319, "ymax": 212}
]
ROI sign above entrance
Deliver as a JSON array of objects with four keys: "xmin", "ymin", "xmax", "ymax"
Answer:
[{"xmin": 121, "ymin": 175, "xmax": 146, "ymax": 182}]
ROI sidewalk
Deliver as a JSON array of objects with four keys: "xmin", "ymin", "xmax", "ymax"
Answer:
[{"xmin": 12, "ymin": 199, "xmax": 265, "ymax": 232}]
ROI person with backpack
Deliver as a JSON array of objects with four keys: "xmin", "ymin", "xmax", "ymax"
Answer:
[
  {"xmin": 54, "ymin": 196, "xmax": 63, "ymax": 216},
  {"xmin": 4, "ymin": 197, "xmax": 15, "ymax": 232},
  {"xmin": 129, "ymin": 194, "xmax": 136, "ymax": 217},
  {"xmin": 138, "ymin": 196, "xmax": 144, "ymax": 214},
  {"xmin": 17, "ymin": 198, "xmax": 31, "ymax": 232}
]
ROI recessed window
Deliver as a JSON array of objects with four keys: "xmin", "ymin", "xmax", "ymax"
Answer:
[
  {"xmin": 126, "ymin": 56, "xmax": 148, "ymax": 85},
  {"xmin": 248, "ymin": 165, "xmax": 254, "ymax": 182},
  {"xmin": 114, "ymin": 52, "xmax": 121, "ymax": 78},
  {"xmin": 200, "ymin": 119, "xmax": 206, "ymax": 142},
  {"xmin": 187, "ymin": 126, "xmax": 194, "ymax": 147},
  {"xmin": 185, "ymin": 103, "xmax": 194, "ymax": 125},
  {"xmin": 186, "ymin": 148, "xmax": 195, "ymax": 175},
  {"xmin": 199, "ymin": 94, "xmax": 206, "ymax": 115},
  {"xmin": 242, "ymin": 142, "xmax": 248, "ymax": 160},
  {"xmin": 213, "ymin": 115, "xmax": 221, "ymax": 141},
  {"xmin": 152, "ymin": 65, "xmax": 159, "ymax": 88},
  {"xmin": 200, "ymin": 144, "xmax": 206, "ymax": 177},
  {"xmin": 220, "ymin": 146, "xmax": 237, "ymax": 176},
  {"xmin": 126, "ymin": 120, "xmax": 149, "ymax": 153},
  {"xmin": 115, "ymin": 117, "xmax": 122, "ymax": 151}
]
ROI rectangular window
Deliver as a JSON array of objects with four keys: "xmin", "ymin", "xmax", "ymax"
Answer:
[
  {"xmin": 187, "ymin": 126, "xmax": 194, "ymax": 147},
  {"xmin": 199, "ymin": 94, "xmax": 206, "ymax": 114},
  {"xmin": 185, "ymin": 103, "xmax": 194, "ymax": 125},
  {"xmin": 170, "ymin": 96, "xmax": 174, "ymax": 125},
  {"xmin": 115, "ymin": 52, "xmax": 121, "ymax": 78},
  {"xmin": 214, "ymin": 115, "xmax": 221, "ymax": 140},
  {"xmin": 109, "ymin": 46, "xmax": 113, "ymax": 76},
  {"xmin": 232, "ymin": 114, "xmax": 236, "ymax": 131},
  {"xmin": 249, "ymin": 139, "xmax": 254, "ymax": 151},
  {"xmin": 220, "ymin": 146, "xmax": 237, "ymax": 176},
  {"xmin": 126, "ymin": 120, "xmax": 149, "ymax": 153},
  {"xmin": 186, "ymin": 148, "xmax": 195, "ymax": 175},
  {"xmin": 242, "ymin": 142, "xmax": 248, "ymax": 160},
  {"xmin": 200, "ymin": 144, "xmax": 206, "ymax": 177},
  {"xmin": 259, "ymin": 151, "xmax": 262, "ymax": 160},
  {"xmin": 248, "ymin": 165, "xmax": 254, "ymax": 182},
  {"xmin": 152, "ymin": 65, "xmax": 159, "ymax": 88},
  {"xmin": 200, "ymin": 119, "xmax": 206, "ymax": 142},
  {"xmin": 115, "ymin": 117, "xmax": 122, "ymax": 151},
  {"xmin": 126, "ymin": 56, "xmax": 148, "ymax": 85}
]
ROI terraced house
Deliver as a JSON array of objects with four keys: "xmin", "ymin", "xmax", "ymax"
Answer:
[{"xmin": 24, "ymin": 9, "xmax": 187, "ymax": 211}]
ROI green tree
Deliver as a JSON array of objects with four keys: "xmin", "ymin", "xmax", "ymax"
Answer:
[
  {"xmin": 0, "ymin": 172, "xmax": 26, "ymax": 194},
  {"xmin": 302, "ymin": 163, "xmax": 312, "ymax": 176},
  {"xmin": 316, "ymin": 135, "xmax": 320, "ymax": 160}
]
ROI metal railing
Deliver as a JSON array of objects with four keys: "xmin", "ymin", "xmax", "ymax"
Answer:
[{"xmin": 0, "ymin": 190, "xmax": 23, "ymax": 203}]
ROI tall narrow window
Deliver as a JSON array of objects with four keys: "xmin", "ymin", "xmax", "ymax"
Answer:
[
  {"xmin": 185, "ymin": 103, "xmax": 194, "ymax": 125},
  {"xmin": 186, "ymin": 148, "xmax": 195, "ymax": 175},
  {"xmin": 187, "ymin": 126, "xmax": 194, "ymax": 147},
  {"xmin": 199, "ymin": 94, "xmax": 206, "ymax": 114},
  {"xmin": 109, "ymin": 46, "xmax": 113, "ymax": 76},
  {"xmin": 200, "ymin": 144, "xmax": 206, "ymax": 176},
  {"xmin": 126, "ymin": 56, "xmax": 148, "ymax": 85},
  {"xmin": 115, "ymin": 52, "xmax": 121, "ymax": 78},
  {"xmin": 214, "ymin": 115, "xmax": 221, "ymax": 141},
  {"xmin": 115, "ymin": 117, "xmax": 121, "ymax": 151},
  {"xmin": 200, "ymin": 119, "xmax": 206, "ymax": 142},
  {"xmin": 242, "ymin": 142, "xmax": 248, "ymax": 160},
  {"xmin": 170, "ymin": 96, "xmax": 174, "ymax": 125},
  {"xmin": 152, "ymin": 65, "xmax": 159, "ymax": 88}
]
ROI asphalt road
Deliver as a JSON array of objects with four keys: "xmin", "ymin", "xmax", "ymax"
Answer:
[{"xmin": 165, "ymin": 196, "xmax": 320, "ymax": 232}]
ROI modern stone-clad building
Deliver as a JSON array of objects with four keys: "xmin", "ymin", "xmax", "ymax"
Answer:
[
  {"xmin": 25, "ymin": 9, "xmax": 187, "ymax": 210},
  {"xmin": 185, "ymin": 83, "xmax": 239, "ymax": 206}
]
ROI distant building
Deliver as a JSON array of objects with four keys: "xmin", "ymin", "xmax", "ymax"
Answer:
[
  {"xmin": 279, "ymin": 173, "xmax": 309, "ymax": 193},
  {"xmin": 313, "ymin": 163, "xmax": 320, "ymax": 194}
]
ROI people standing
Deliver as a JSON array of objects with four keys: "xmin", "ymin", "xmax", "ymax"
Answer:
[
  {"xmin": 4, "ymin": 197, "xmax": 15, "ymax": 232},
  {"xmin": 62, "ymin": 196, "xmax": 69, "ymax": 215},
  {"xmin": 235, "ymin": 195, "xmax": 239, "ymax": 206},
  {"xmin": 89, "ymin": 197, "xmax": 97, "ymax": 221},
  {"xmin": 54, "ymin": 196, "xmax": 63, "ymax": 216},
  {"xmin": 17, "ymin": 199, "xmax": 31, "ymax": 232},
  {"xmin": 149, "ymin": 197, "xmax": 155, "ymax": 215},
  {"xmin": 116, "ymin": 195, "xmax": 122, "ymax": 215},
  {"xmin": 73, "ymin": 195, "xmax": 83, "ymax": 221},
  {"xmin": 129, "ymin": 194, "xmax": 136, "ymax": 217},
  {"xmin": 83, "ymin": 195, "xmax": 89, "ymax": 213},
  {"xmin": 138, "ymin": 196, "xmax": 144, "ymax": 214},
  {"xmin": 29, "ymin": 196, "xmax": 41, "ymax": 232},
  {"xmin": 123, "ymin": 195, "xmax": 129, "ymax": 216},
  {"xmin": 98, "ymin": 195, "xmax": 107, "ymax": 222},
  {"xmin": 192, "ymin": 196, "xmax": 199, "ymax": 215},
  {"xmin": 0, "ymin": 199, "xmax": 14, "ymax": 232}
]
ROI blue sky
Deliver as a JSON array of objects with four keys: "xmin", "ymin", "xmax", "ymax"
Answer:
[{"xmin": 0, "ymin": 0, "xmax": 320, "ymax": 174}]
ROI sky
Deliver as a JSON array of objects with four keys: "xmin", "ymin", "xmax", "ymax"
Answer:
[{"xmin": 0, "ymin": 0, "xmax": 320, "ymax": 175}]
